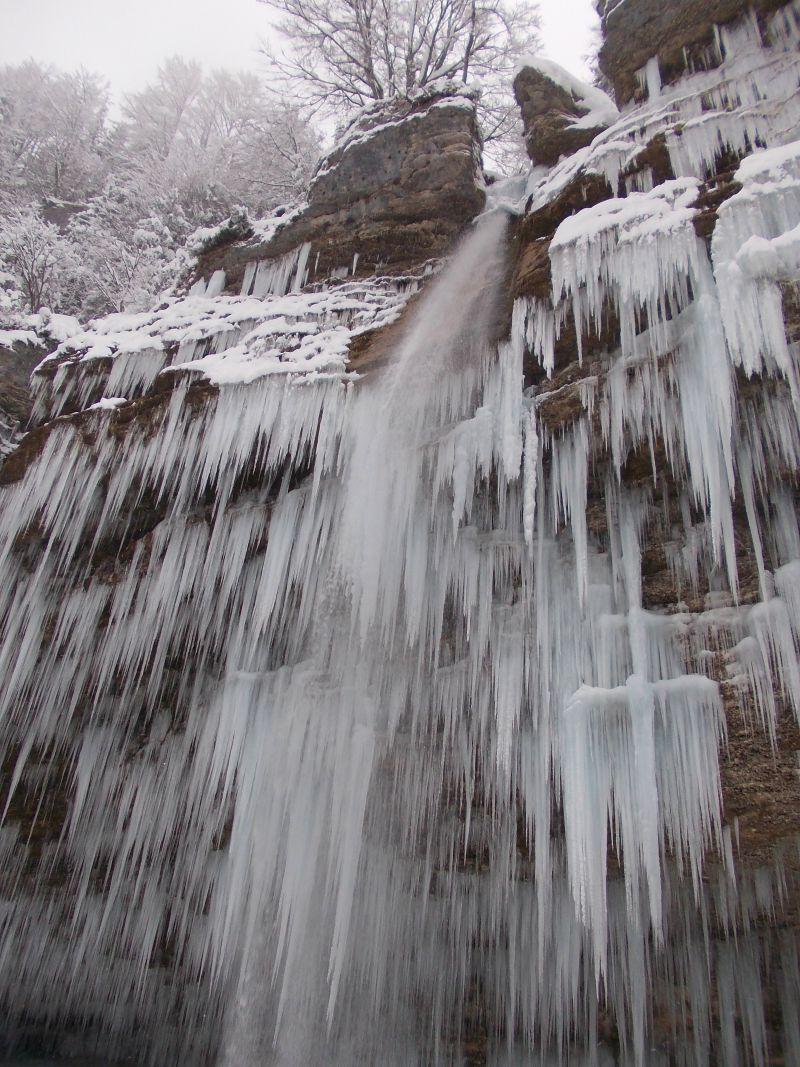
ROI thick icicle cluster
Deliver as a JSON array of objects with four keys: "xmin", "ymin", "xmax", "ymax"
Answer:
[
  {"xmin": 1, "ymin": 4, "xmax": 800, "ymax": 1065},
  {"xmin": 30, "ymin": 246, "xmax": 422, "ymax": 425}
]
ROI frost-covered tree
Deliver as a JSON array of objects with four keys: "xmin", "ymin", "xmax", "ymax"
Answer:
[
  {"xmin": 0, "ymin": 61, "xmax": 110, "ymax": 207},
  {"xmin": 260, "ymin": 0, "xmax": 540, "ymax": 161},
  {"xmin": 66, "ymin": 175, "xmax": 185, "ymax": 314},
  {"xmin": 0, "ymin": 57, "xmax": 321, "ymax": 319},
  {"xmin": 0, "ymin": 208, "xmax": 83, "ymax": 313},
  {"xmin": 188, "ymin": 72, "xmax": 320, "ymax": 210},
  {"xmin": 119, "ymin": 59, "xmax": 319, "ymax": 217},
  {"xmin": 121, "ymin": 57, "xmax": 205, "ymax": 164}
]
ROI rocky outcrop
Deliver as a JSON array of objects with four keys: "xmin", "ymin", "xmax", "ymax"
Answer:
[
  {"xmin": 597, "ymin": 0, "xmax": 792, "ymax": 104},
  {"xmin": 195, "ymin": 86, "xmax": 485, "ymax": 291},
  {"xmin": 0, "ymin": 335, "xmax": 46, "ymax": 454},
  {"xmin": 513, "ymin": 59, "xmax": 617, "ymax": 165}
]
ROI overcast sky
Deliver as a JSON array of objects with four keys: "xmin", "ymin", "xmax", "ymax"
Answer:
[{"xmin": 0, "ymin": 0, "xmax": 599, "ymax": 96}]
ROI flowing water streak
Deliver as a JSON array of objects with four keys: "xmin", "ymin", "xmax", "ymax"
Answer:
[{"xmin": 218, "ymin": 208, "xmax": 511, "ymax": 1063}]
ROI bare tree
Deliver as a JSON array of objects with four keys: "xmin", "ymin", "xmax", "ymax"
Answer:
[{"xmin": 260, "ymin": 0, "xmax": 540, "ymax": 161}]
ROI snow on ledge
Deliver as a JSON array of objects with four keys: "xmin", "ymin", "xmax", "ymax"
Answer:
[
  {"xmin": 514, "ymin": 55, "xmax": 619, "ymax": 130},
  {"xmin": 733, "ymin": 139, "xmax": 800, "ymax": 186},
  {"xmin": 0, "ymin": 329, "xmax": 39, "ymax": 349}
]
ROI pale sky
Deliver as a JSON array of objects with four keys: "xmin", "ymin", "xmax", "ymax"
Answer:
[{"xmin": 0, "ymin": 0, "xmax": 599, "ymax": 95}]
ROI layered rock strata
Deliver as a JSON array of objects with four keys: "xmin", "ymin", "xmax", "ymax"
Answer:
[{"xmin": 194, "ymin": 86, "xmax": 485, "ymax": 293}]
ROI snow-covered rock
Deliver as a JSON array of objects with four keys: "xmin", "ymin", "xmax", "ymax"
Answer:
[
  {"xmin": 191, "ymin": 85, "xmax": 485, "ymax": 295},
  {"xmin": 513, "ymin": 57, "xmax": 619, "ymax": 165}
]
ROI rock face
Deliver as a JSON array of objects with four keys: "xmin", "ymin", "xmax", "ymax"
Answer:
[
  {"xmin": 196, "ymin": 86, "xmax": 485, "ymax": 292},
  {"xmin": 598, "ymin": 0, "xmax": 792, "ymax": 104},
  {"xmin": 513, "ymin": 59, "xmax": 617, "ymax": 165},
  {"xmin": 502, "ymin": 7, "xmax": 800, "ymax": 1058},
  {"xmin": 0, "ymin": 335, "xmax": 46, "ymax": 455}
]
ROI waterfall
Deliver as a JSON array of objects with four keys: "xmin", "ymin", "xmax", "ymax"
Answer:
[
  {"xmin": 2, "ymin": 72, "xmax": 800, "ymax": 1065},
  {"xmin": 217, "ymin": 207, "xmax": 511, "ymax": 1065}
]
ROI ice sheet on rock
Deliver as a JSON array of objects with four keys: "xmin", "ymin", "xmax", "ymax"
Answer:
[
  {"xmin": 243, "ymin": 243, "xmax": 312, "ymax": 298},
  {"xmin": 562, "ymin": 673, "xmax": 724, "ymax": 959},
  {"xmin": 713, "ymin": 139, "xmax": 800, "ymax": 385}
]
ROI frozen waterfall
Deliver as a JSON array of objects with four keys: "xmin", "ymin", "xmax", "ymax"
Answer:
[{"xmin": 2, "ymin": 36, "xmax": 800, "ymax": 1065}]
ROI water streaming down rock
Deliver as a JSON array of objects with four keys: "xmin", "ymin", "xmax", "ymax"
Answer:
[
  {"xmin": 2, "ymin": 8, "xmax": 800, "ymax": 1064},
  {"xmin": 218, "ymin": 208, "xmax": 510, "ymax": 1067}
]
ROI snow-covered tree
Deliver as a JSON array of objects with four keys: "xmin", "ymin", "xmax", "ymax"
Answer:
[
  {"xmin": 66, "ymin": 175, "xmax": 184, "ymax": 314},
  {"xmin": 0, "ymin": 208, "xmax": 83, "ymax": 313},
  {"xmin": 0, "ymin": 56, "xmax": 321, "ymax": 319},
  {"xmin": 0, "ymin": 55, "xmax": 319, "ymax": 230},
  {"xmin": 119, "ymin": 59, "xmax": 320, "ymax": 217},
  {"xmin": 188, "ymin": 71, "xmax": 320, "ymax": 210},
  {"xmin": 121, "ymin": 56, "xmax": 205, "ymax": 164},
  {"xmin": 0, "ymin": 61, "xmax": 110, "ymax": 207}
]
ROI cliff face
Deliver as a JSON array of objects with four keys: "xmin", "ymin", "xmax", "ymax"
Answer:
[
  {"xmin": 194, "ymin": 86, "xmax": 485, "ymax": 292},
  {"xmin": 597, "ymin": 0, "xmax": 796, "ymax": 103},
  {"xmin": 1, "ymin": 7, "xmax": 800, "ymax": 1066},
  {"xmin": 0, "ymin": 87, "xmax": 490, "ymax": 1067},
  {"xmin": 21, "ymin": 87, "xmax": 485, "ymax": 470},
  {"xmin": 506, "ymin": 2, "xmax": 800, "ymax": 1057}
]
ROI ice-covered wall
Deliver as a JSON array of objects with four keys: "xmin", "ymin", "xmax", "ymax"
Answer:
[{"xmin": 1, "ymin": 3, "xmax": 800, "ymax": 1065}]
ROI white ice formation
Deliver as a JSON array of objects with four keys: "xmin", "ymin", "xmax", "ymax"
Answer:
[{"xmin": 1, "ymin": 4, "xmax": 800, "ymax": 1065}]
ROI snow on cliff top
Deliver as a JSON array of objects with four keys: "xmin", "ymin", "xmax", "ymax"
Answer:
[
  {"xmin": 312, "ymin": 85, "xmax": 477, "ymax": 186},
  {"xmin": 550, "ymin": 177, "xmax": 700, "ymax": 250},
  {"xmin": 0, "ymin": 329, "xmax": 39, "ymax": 349},
  {"xmin": 514, "ymin": 56, "xmax": 620, "ymax": 130}
]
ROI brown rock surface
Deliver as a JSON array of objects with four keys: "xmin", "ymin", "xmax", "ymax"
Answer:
[
  {"xmin": 513, "ymin": 65, "xmax": 612, "ymax": 166},
  {"xmin": 195, "ymin": 88, "xmax": 486, "ymax": 292},
  {"xmin": 0, "ymin": 339, "xmax": 46, "ymax": 452}
]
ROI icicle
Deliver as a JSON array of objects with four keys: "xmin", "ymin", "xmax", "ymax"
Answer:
[{"xmin": 2, "ymin": 47, "xmax": 800, "ymax": 1063}]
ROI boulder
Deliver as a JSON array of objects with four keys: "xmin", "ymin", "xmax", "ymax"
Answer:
[
  {"xmin": 513, "ymin": 59, "xmax": 618, "ymax": 166},
  {"xmin": 195, "ymin": 86, "xmax": 486, "ymax": 290}
]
